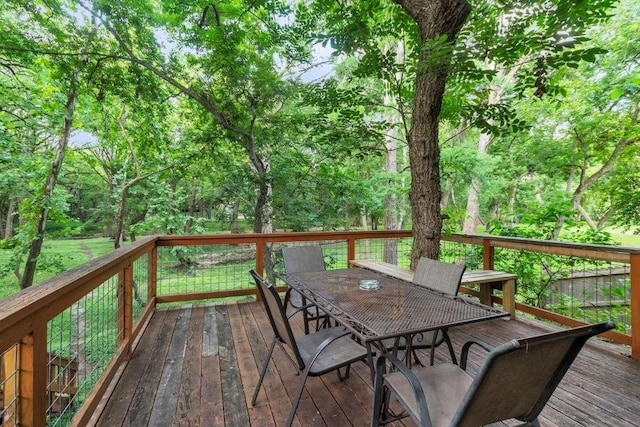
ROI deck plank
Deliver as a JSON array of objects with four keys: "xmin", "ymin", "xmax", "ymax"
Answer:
[
  {"xmin": 174, "ymin": 306, "xmax": 204, "ymax": 426},
  {"xmin": 200, "ymin": 306, "xmax": 225, "ymax": 426},
  {"xmin": 97, "ymin": 301, "xmax": 639, "ymax": 427},
  {"xmin": 147, "ymin": 307, "xmax": 191, "ymax": 426},
  {"xmin": 216, "ymin": 304, "xmax": 251, "ymax": 426}
]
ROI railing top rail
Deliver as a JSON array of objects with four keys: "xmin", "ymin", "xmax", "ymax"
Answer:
[
  {"xmin": 156, "ymin": 230, "xmax": 413, "ymax": 245},
  {"xmin": 445, "ymin": 233, "xmax": 640, "ymax": 262},
  {"xmin": 0, "ymin": 236, "xmax": 157, "ymax": 353}
]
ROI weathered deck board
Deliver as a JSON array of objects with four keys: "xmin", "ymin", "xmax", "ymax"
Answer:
[
  {"xmin": 148, "ymin": 307, "xmax": 191, "ymax": 426},
  {"xmin": 96, "ymin": 302, "xmax": 639, "ymax": 427}
]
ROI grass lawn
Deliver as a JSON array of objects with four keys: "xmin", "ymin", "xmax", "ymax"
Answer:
[
  {"xmin": 0, "ymin": 237, "xmax": 114, "ymax": 299},
  {"xmin": 609, "ymin": 230, "xmax": 640, "ymax": 247}
]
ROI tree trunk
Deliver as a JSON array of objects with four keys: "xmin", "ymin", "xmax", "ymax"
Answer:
[
  {"xmin": 230, "ymin": 200, "xmax": 240, "ymax": 233},
  {"xmin": 252, "ymin": 164, "xmax": 273, "ymax": 234},
  {"xmin": 20, "ymin": 69, "xmax": 79, "ymax": 289},
  {"xmin": 395, "ymin": 1, "xmax": 471, "ymax": 268},
  {"xmin": 462, "ymin": 108, "xmax": 496, "ymax": 234},
  {"xmin": 4, "ymin": 199, "xmax": 15, "ymax": 239}
]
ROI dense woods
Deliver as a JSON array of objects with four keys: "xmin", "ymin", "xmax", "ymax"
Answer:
[{"xmin": 1, "ymin": 0, "xmax": 638, "ymax": 288}]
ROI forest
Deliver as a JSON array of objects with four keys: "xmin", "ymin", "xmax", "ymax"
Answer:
[{"xmin": 1, "ymin": 0, "xmax": 638, "ymax": 292}]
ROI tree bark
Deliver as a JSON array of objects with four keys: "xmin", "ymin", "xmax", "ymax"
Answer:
[
  {"xmin": 230, "ymin": 200, "xmax": 240, "ymax": 233},
  {"xmin": 395, "ymin": 0, "xmax": 471, "ymax": 268},
  {"xmin": 20, "ymin": 69, "xmax": 79, "ymax": 289},
  {"xmin": 4, "ymin": 199, "xmax": 15, "ymax": 239}
]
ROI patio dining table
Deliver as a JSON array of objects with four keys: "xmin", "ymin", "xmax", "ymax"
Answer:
[{"xmin": 281, "ymin": 267, "xmax": 509, "ymax": 382}]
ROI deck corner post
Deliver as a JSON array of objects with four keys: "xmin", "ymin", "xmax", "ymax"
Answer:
[
  {"xmin": 4, "ymin": 326, "xmax": 48, "ymax": 427},
  {"xmin": 482, "ymin": 238, "xmax": 494, "ymax": 270},
  {"xmin": 630, "ymin": 254, "xmax": 640, "ymax": 360}
]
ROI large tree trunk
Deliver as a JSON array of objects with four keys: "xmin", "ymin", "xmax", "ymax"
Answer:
[
  {"xmin": 20, "ymin": 70, "xmax": 79, "ymax": 289},
  {"xmin": 395, "ymin": 1, "xmax": 471, "ymax": 268}
]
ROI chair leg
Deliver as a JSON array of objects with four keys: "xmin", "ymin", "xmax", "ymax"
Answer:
[
  {"xmin": 285, "ymin": 368, "xmax": 312, "ymax": 427},
  {"xmin": 371, "ymin": 364, "xmax": 387, "ymax": 427},
  {"xmin": 336, "ymin": 364, "xmax": 351, "ymax": 381},
  {"xmin": 442, "ymin": 329, "xmax": 457, "ymax": 365},
  {"xmin": 252, "ymin": 337, "xmax": 277, "ymax": 406}
]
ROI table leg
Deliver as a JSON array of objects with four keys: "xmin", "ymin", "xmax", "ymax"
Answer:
[
  {"xmin": 365, "ymin": 342, "xmax": 377, "ymax": 384},
  {"xmin": 503, "ymin": 279, "xmax": 516, "ymax": 320},
  {"xmin": 479, "ymin": 283, "xmax": 493, "ymax": 307}
]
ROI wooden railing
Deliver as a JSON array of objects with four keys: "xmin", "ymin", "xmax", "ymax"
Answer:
[{"xmin": 0, "ymin": 230, "xmax": 638, "ymax": 426}]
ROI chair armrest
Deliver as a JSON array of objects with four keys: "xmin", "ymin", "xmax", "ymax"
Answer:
[
  {"xmin": 287, "ymin": 303, "xmax": 319, "ymax": 320},
  {"xmin": 375, "ymin": 353, "xmax": 433, "ymax": 427},
  {"xmin": 460, "ymin": 339, "xmax": 494, "ymax": 370}
]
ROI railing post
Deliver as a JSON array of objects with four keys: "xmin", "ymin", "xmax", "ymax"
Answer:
[
  {"xmin": 631, "ymin": 254, "xmax": 640, "ymax": 360},
  {"xmin": 348, "ymin": 237, "xmax": 356, "ymax": 265},
  {"xmin": 3, "ymin": 326, "xmax": 47, "ymax": 427},
  {"xmin": 482, "ymin": 238, "xmax": 494, "ymax": 270},
  {"xmin": 256, "ymin": 239, "xmax": 265, "ymax": 275}
]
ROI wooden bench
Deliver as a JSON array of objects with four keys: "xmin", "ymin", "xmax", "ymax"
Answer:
[{"xmin": 350, "ymin": 259, "xmax": 517, "ymax": 319}]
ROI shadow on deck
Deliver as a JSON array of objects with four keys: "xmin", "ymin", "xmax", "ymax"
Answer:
[{"xmin": 95, "ymin": 302, "xmax": 639, "ymax": 427}]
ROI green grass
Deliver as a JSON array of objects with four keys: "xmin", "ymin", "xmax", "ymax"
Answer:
[
  {"xmin": 608, "ymin": 230, "xmax": 640, "ymax": 247},
  {"xmin": 0, "ymin": 237, "xmax": 115, "ymax": 299}
]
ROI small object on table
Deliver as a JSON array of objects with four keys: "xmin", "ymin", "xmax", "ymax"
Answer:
[{"xmin": 359, "ymin": 279, "xmax": 380, "ymax": 291}]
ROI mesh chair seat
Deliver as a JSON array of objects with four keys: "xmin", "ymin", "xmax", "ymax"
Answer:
[{"xmin": 372, "ymin": 322, "xmax": 615, "ymax": 427}]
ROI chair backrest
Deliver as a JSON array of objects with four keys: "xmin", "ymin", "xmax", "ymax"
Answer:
[
  {"xmin": 452, "ymin": 321, "xmax": 615, "ymax": 426},
  {"xmin": 282, "ymin": 245, "xmax": 325, "ymax": 274},
  {"xmin": 412, "ymin": 257, "xmax": 466, "ymax": 295},
  {"xmin": 249, "ymin": 270, "xmax": 305, "ymax": 370}
]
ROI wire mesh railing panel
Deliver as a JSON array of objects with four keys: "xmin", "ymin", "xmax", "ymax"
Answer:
[
  {"xmin": 46, "ymin": 274, "xmax": 121, "ymax": 426},
  {"xmin": 132, "ymin": 253, "xmax": 150, "ymax": 324},
  {"xmin": 270, "ymin": 240, "xmax": 350, "ymax": 273},
  {"xmin": 156, "ymin": 244, "xmax": 258, "ymax": 298},
  {"xmin": 493, "ymin": 247, "xmax": 631, "ymax": 334},
  {"xmin": 439, "ymin": 240, "xmax": 484, "ymax": 270},
  {"xmin": 352, "ymin": 238, "xmax": 413, "ymax": 268},
  {"xmin": 0, "ymin": 344, "xmax": 19, "ymax": 426}
]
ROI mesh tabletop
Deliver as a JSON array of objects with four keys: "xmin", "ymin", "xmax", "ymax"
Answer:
[{"xmin": 283, "ymin": 268, "xmax": 508, "ymax": 342}]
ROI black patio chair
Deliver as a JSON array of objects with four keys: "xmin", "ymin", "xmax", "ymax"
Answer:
[
  {"xmin": 383, "ymin": 257, "xmax": 466, "ymax": 366},
  {"xmin": 282, "ymin": 245, "xmax": 331, "ymax": 334},
  {"xmin": 372, "ymin": 321, "xmax": 615, "ymax": 427},
  {"xmin": 249, "ymin": 269, "xmax": 368, "ymax": 427}
]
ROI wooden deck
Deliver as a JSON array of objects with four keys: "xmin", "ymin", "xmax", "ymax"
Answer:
[{"xmin": 95, "ymin": 301, "xmax": 640, "ymax": 427}]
